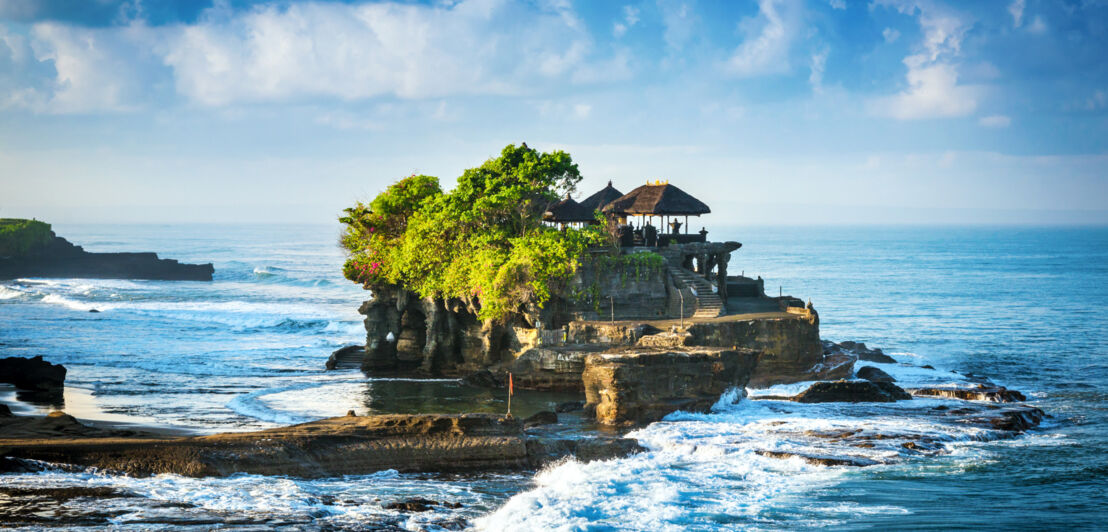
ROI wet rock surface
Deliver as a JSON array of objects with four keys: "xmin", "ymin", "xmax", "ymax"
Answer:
[
  {"xmin": 856, "ymin": 365, "xmax": 895, "ymax": 383},
  {"xmin": 908, "ymin": 385, "xmax": 1027, "ymax": 402},
  {"xmin": 826, "ymin": 340, "xmax": 897, "ymax": 364},
  {"xmin": 522, "ymin": 410, "xmax": 558, "ymax": 428},
  {"xmin": 0, "ymin": 355, "xmax": 66, "ymax": 391},
  {"xmin": 583, "ymin": 347, "xmax": 759, "ymax": 425},
  {"xmin": 325, "ymin": 344, "xmax": 366, "ymax": 370},
  {"xmin": 385, "ymin": 497, "xmax": 464, "ymax": 512},
  {"xmin": 0, "ymin": 412, "xmax": 644, "ymax": 478},
  {"xmin": 794, "ymin": 380, "xmax": 912, "ymax": 403}
]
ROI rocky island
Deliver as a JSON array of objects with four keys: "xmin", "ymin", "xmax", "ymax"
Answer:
[
  {"xmin": 0, "ymin": 218, "xmax": 213, "ymax": 281},
  {"xmin": 335, "ymin": 144, "xmax": 829, "ymax": 425}
]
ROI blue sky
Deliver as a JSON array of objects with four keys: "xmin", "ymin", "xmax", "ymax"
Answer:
[{"xmin": 1, "ymin": 0, "xmax": 1106, "ymax": 225}]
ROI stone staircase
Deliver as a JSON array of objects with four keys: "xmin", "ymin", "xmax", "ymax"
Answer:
[{"xmin": 668, "ymin": 265, "xmax": 725, "ymax": 319}]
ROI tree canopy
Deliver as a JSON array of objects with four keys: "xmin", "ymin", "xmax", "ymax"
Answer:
[{"xmin": 340, "ymin": 144, "xmax": 610, "ymax": 322}]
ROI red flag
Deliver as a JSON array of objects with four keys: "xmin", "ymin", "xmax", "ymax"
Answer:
[{"xmin": 508, "ymin": 373, "xmax": 514, "ymax": 395}]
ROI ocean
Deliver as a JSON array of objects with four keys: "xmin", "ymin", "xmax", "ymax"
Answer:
[{"xmin": 1, "ymin": 223, "xmax": 1106, "ymax": 530}]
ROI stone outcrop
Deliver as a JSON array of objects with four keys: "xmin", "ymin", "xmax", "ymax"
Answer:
[
  {"xmin": 582, "ymin": 347, "xmax": 759, "ymax": 426},
  {"xmin": 325, "ymin": 345, "xmax": 365, "ymax": 370},
  {"xmin": 0, "ymin": 233, "xmax": 213, "ymax": 281},
  {"xmin": 908, "ymin": 385, "xmax": 1026, "ymax": 403},
  {"xmin": 0, "ymin": 356, "xmax": 66, "ymax": 391},
  {"xmin": 683, "ymin": 313, "xmax": 823, "ymax": 387},
  {"xmin": 793, "ymin": 380, "xmax": 912, "ymax": 403},
  {"xmin": 828, "ymin": 340, "xmax": 897, "ymax": 364},
  {"xmin": 856, "ymin": 366, "xmax": 895, "ymax": 383},
  {"xmin": 0, "ymin": 412, "xmax": 643, "ymax": 478}
]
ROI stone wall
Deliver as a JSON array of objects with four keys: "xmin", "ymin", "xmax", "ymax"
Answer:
[{"xmin": 548, "ymin": 257, "xmax": 675, "ymax": 324}]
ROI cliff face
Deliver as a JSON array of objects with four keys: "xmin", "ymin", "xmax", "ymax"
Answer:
[
  {"xmin": 0, "ymin": 234, "xmax": 213, "ymax": 281},
  {"xmin": 684, "ymin": 310, "xmax": 823, "ymax": 387},
  {"xmin": 582, "ymin": 347, "xmax": 759, "ymax": 426}
]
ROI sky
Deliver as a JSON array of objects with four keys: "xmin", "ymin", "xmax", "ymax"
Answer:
[{"xmin": 0, "ymin": 0, "xmax": 1106, "ymax": 225}]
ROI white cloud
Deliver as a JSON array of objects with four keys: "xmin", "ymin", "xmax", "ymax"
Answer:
[
  {"xmin": 808, "ymin": 48, "xmax": 828, "ymax": 92},
  {"xmin": 613, "ymin": 5, "xmax": 640, "ymax": 37},
  {"xmin": 979, "ymin": 114, "xmax": 1011, "ymax": 127},
  {"xmin": 9, "ymin": 0, "xmax": 621, "ymax": 111},
  {"xmin": 573, "ymin": 103, "xmax": 592, "ymax": 119},
  {"xmin": 1008, "ymin": 0, "xmax": 1024, "ymax": 28},
  {"xmin": 828, "ymin": 0, "xmax": 846, "ymax": 10},
  {"xmin": 657, "ymin": 0, "xmax": 696, "ymax": 51},
  {"xmin": 1027, "ymin": 15, "xmax": 1047, "ymax": 34},
  {"xmin": 870, "ymin": 1, "xmax": 977, "ymax": 120},
  {"xmin": 872, "ymin": 60, "xmax": 977, "ymax": 119},
  {"xmin": 724, "ymin": 0, "xmax": 799, "ymax": 78},
  {"xmin": 163, "ymin": 1, "xmax": 601, "ymax": 105},
  {"xmin": 882, "ymin": 27, "xmax": 900, "ymax": 43},
  {"xmin": 26, "ymin": 22, "xmax": 158, "ymax": 113}
]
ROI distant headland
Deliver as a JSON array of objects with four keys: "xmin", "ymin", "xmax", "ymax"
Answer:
[{"xmin": 0, "ymin": 218, "xmax": 214, "ymax": 281}]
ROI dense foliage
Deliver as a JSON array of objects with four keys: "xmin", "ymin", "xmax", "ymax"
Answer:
[
  {"xmin": 340, "ymin": 144, "xmax": 612, "ymax": 322},
  {"xmin": 0, "ymin": 218, "xmax": 53, "ymax": 257}
]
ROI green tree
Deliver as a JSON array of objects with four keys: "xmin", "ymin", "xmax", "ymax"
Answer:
[{"xmin": 340, "ymin": 144, "xmax": 607, "ymax": 322}]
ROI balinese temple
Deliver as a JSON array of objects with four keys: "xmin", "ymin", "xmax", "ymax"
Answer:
[
  {"xmin": 603, "ymin": 181, "xmax": 711, "ymax": 246},
  {"xmin": 542, "ymin": 195, "xmax": 595, "ymax": 227},
  {"xmin": 545, "ymin": 179, "xmax": 714, "ymax": 248},
  {"xmin": 578, "ymin": 181, "xmax": 624, "ymax": 214}
]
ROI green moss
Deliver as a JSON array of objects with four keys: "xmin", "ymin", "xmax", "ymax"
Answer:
[{"xmin": 0, "ymin": 218, "xmax": 53, "ymax": 258}]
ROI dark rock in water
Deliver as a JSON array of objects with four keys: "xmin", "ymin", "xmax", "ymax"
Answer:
[
  {"xmin": 0, "ymin": 355, "xmax": 66, "ymax": 390},
  {"xmin": 0, "ymin": 485, "xmax": 139, "ymax": 527},
  {"xmin": 0, "ymin": 403, "xmax": 12, "ymax": 417},
  {"xmin": 921, "ymin": 364, "xmax": 935, "ymax": 370},
  {"xmin": 835, "ymin": 340, "xmax": 897, "ymax": 364},
  {"xmin": 385, "ymin": 498, "xmax": 463, "ymax": 512},
  {"xmin": 909, "ymin": 385, "xmax": 1027, "ymax": 403},
  {"xmin": 937, "ymin": 404, "xmax": 1045, "ymax": 433},
  {"xmin": 856, "ymin": 366, "xmax": 895, "ymax": 383},
  {"xmin": 522, "ymin": 411, "xmax": 558, "ymax": 428},
  {"xmin": 803, "ymin": 351, "xmax": 856, "ymax": 381},
  {"xmin": 462, "ymin": 369, "xmax": 504, "ymax": 388},
  {"xmin": 555, "ymin": 401, "xmax": 584, "ymax": 413},
  {"xmin": 794, "ymin": 380, "xmax": 912, "ymax": 403},
  {"xmin": 88, "ymin": 309, "xmax": 99, "ymax": 313},
  {"xmin": 0, "ymin": 456, "xmax": 46, "ymax": 473},
  {"xmin": 0, "ymin": 228, "xmax": 213, "ymax": 281},
  {"xmin": 755, "ymin": 449, "xmax": 879, "ymax": 467},
  {"xmin": 325, "ymin": 345, "xmax": 365, "ymax": 370}
]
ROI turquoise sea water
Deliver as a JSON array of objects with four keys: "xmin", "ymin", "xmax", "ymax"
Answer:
[{"xmin": 1, "ymin": 224, "xmax": 1106, "ymax": 529}]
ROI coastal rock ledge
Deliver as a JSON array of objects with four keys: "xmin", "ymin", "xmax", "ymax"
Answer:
[
  {"xmin": 583, "ymin": 347, "xmax": 760, "ymax": 426},
  {"xmin": 0, "ymin": 219, "xmax": 213, "ymax": 281},
  {"xmin": 0, "ymin": 413, "xmax": 642, "ymax": 478}
]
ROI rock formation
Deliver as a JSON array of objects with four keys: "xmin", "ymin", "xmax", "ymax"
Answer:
[
  {"xmin": 0, "ymin": 412, "xmax": 643, "ymax": 478},
  {"xmin": 908, "ymin": 385, "xmax": 1027, "ymax": 402},
  {"xmin": 856, "ymin": 365, "xmax": 896, "ymax": 383},
  {"xmin": 793, "ymin": 380, "xmax": 912, "ymax": 403},
  {"xmin": 582, "ymin": 347, "xmax": 759, "ymax": 425},
  {"xmin": 0, "ymin": 225, "xmax": 213, "ymax": 281},
  {"xmin": 0, "ymin": 356, "xmax": 66, "ymax": 391}
]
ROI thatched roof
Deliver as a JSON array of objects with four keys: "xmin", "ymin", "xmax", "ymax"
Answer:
[
  {"xmin": 602, "ymin": 182, "xmax": 711, "ymax": 216},
  {"xmin": 578, "ymin": 181, "xmax": 624, "ymax": 213},
  {"xmin": 543, "ymin": 196, "xmax": 595, "ymax": 223}
]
